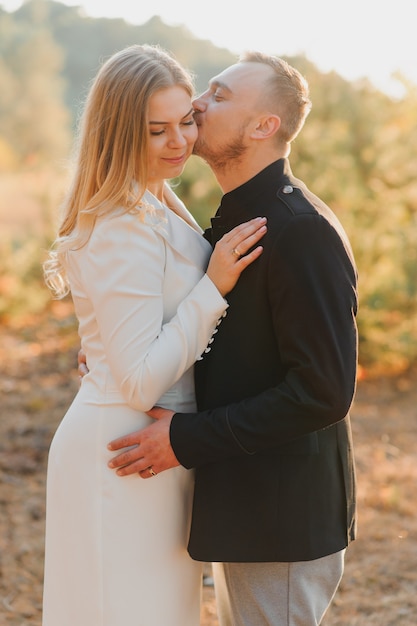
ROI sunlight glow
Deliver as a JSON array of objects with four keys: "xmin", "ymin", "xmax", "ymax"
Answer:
[{"xmin": 2, "ymin": 0, "xmax": 416, "ymax": 97}]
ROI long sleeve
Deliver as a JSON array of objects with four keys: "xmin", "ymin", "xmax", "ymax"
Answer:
[
  {"xmin": 171, "ymin": 212, "xmax": 358, "ymax": 467},
  {"xmin": 68, "ymin": 210, "xmax": 227, "ymax": 411}
]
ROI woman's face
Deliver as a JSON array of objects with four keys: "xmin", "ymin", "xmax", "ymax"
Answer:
[{"xmin": 147, "ymin": 85, "xmax": 197, "ymax": 189}]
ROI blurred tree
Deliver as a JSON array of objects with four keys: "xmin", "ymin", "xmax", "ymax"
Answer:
[
  {"xmin": 13, "ymin": 1, "xmax": 236, "ymax": 122},
  {"xmin": 290, "ymin": 59, "xmax": 417, "ymax": 374},
  {"xmin": 1, "ymin": 0, "xmax": 416, "ymax": 374},
  {"xmin": 0, "ymin": 0, "xmax": 71, "ymax": 166}
]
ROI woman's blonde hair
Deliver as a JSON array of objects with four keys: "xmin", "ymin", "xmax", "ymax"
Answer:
[{"xmin": 44, "ymin": 44, "xmax": 194, "ymax": 297}]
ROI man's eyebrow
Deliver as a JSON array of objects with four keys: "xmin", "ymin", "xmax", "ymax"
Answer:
[
  {"xmin": 149, "ymin": 107, "xmax": 195, "ymax": 125},
  {"xmin": 209, "ymin": 79, "xmax": 232, "ymax": 94}
]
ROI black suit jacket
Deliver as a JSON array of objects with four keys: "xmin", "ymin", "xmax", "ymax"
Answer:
[{"xmin": 171, "ymin": 159, "xmax": 358, "ymax": 562}]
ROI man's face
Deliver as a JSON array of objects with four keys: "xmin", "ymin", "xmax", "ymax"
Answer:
[{"xmin": 192, "ymin": 62, "xmax": 272, "ymax": 169}]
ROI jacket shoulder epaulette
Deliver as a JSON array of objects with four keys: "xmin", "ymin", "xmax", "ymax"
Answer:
[{"xmin": 276, "ymin": 184, "xmax": 317, "ymax": 217}]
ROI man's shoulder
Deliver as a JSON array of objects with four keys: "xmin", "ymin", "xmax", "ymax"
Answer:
[
  {"xmin": 275, "ymin": 181, "xmax": 323, "ymax": 218},
  {"xmin": 270, "ymin": 179, "xmax": 355, "ymax": 267}
]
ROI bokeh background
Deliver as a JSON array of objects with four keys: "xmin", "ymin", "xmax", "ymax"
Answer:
[{"xmin": 0, "ymin": 1, "xmax": 416, "ymax": 624}]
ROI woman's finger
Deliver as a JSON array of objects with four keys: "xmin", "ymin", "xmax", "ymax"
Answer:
[
  {"xmin": 221, "ymin": 217, "xmax": 267, "ymax": 244},
  {"xmin": 235, "ymin": 245, "xmax": 264, "ymax": 268},
  {"xmin": 227, "ymin": 224, "xmax": 267, "ymax": 258}
]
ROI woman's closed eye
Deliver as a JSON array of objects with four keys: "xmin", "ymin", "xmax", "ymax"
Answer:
[{"xmin": 150, "ymin": 118, "xmax": 195, "ymax": 136}]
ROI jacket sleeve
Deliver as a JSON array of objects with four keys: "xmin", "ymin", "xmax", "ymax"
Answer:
[
  {"xmin": 70, "ymin": 214, "xmax": 227, "ymax": 411},
  {"xmin": 171, "ymin": 213, "xmax": 358, "ymax": 467}
]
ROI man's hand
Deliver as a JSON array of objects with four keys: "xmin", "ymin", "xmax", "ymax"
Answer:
[
  {"xmin": 107, "ymin": 407, "xmax": 179, "ymax": 478},
  {"xmin": 78, "ymin": 348, "xmax": 89, "ymax": 378}
]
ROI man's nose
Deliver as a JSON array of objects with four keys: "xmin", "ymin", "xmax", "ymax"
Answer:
[{"xmin": 192, "ymin": 93, "xmax": 206, "ymax": 111}]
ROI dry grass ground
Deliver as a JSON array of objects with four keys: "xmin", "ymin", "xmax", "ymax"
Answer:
[{"xmin": 0, "ymin": 307, "xmax": 416, "ymax": 625}]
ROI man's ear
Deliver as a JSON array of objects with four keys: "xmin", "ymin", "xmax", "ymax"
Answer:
[{"xmin": 251, "ymin": 114, "xmax": 281, "ymax": 139}]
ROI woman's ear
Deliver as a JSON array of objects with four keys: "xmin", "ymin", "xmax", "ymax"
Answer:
[{"xmin": 251, "ymin": 114, "xmax": 281, "ymax": 139}]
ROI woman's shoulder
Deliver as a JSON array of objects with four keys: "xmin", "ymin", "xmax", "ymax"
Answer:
[
  {"xmin": 66, "ymin": 203, "xmax": 166, "ymax": 267},
  {"xmin": 93, "ymin": 198, "xmax": 168, "ymax": 238}
]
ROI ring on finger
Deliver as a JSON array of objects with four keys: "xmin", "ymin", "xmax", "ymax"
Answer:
[
  {"xmin": 148, "ymin": 467, "xmax": 157, "ymax": 477},
  {"xmin": 232, "ymin": 247, "xmax": 242, "ymax": 259}
]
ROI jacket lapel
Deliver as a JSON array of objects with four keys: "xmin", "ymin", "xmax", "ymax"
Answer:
[{"xmin": 142, "ymin": 189, "xmax": 212, "ymax": 270}]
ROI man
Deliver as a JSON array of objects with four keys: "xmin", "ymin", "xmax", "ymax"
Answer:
[{"xmin": 107, "ymin": 52, "xmax": 358, "ymax": 625}]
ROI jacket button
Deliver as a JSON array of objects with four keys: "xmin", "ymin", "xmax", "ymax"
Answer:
[{"xmin": 282, "ymin": 185, "xmax": 294, "ymax": 194}]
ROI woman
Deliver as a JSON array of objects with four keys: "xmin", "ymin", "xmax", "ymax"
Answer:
[{"xmin": 42, "ymin": 44, "xmax": 265, "ymax": 626}]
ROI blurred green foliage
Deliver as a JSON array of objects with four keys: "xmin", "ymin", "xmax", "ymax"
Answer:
[{"xmin": 0, "ymin": 0, "xmax": 416, "ymax": 376}]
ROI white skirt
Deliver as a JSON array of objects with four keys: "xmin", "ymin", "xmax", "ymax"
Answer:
[{"xmin": 42, "ymin": 373, "xmax": 202, "ymax": 626}]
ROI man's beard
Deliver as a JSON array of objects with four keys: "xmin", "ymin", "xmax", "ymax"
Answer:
[{"xmin": 193, "ymin": 126, "xmax": 248, "ymax": 172}]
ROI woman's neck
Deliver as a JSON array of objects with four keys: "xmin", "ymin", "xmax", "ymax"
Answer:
[{"xmin": 147, "ymin": 181, "xmax": 165, "ymax": 202}]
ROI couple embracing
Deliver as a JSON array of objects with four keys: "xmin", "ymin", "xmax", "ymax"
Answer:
[{"xmin": 43, "ymin": 43, "xmax": 357, "ymax": 626}]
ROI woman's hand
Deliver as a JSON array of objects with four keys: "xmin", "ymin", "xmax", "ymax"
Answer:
[{"xmin": 206, "ymin": 217, "xmax": 267, "ymax": 296}]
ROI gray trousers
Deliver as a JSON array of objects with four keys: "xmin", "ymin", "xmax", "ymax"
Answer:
[{"xmin": 212, "ymin": 550, "xmax": 345, "ymax": 626}]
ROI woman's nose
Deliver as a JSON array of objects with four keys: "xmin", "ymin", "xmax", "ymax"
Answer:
[{"xmin": 168, "ymin": 128, "xmax": 187, "ymax": 147}]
